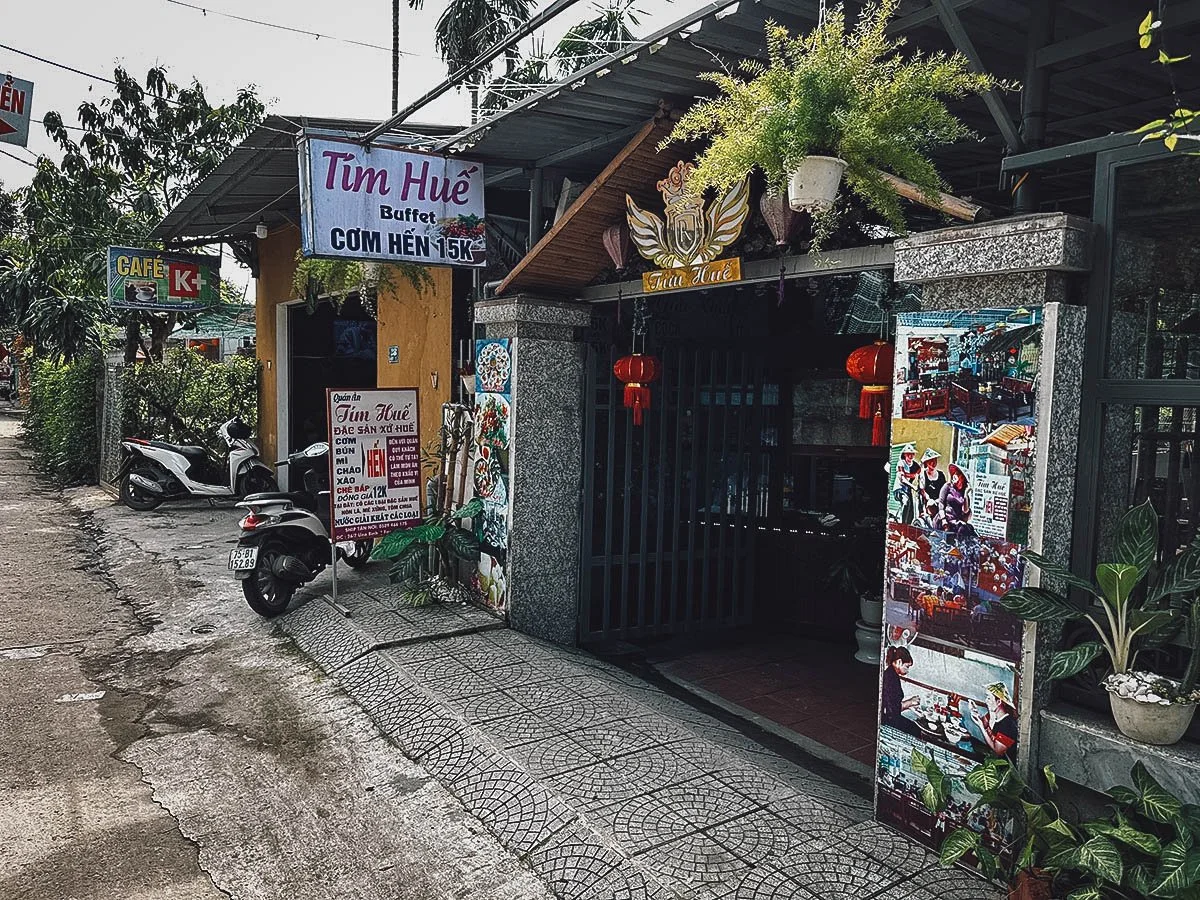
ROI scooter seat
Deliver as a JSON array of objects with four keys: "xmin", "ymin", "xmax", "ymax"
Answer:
[
  {"xmin": 243, "ymin": 491, "xmax": 317, "ymax": 512},
  {"xmin": 148, "ymin": 441, "xmax": 209, "ymax": 461}
]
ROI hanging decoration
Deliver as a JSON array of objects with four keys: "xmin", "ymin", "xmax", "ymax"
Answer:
[
  {"xmin": 613, "ymin": 285, "xmax": 660, "ymax": 427},
  {"xmin": 603, "ymin": 222, "xmax": 631, "ymax": 324},
  {"xmin": 613, "ymin": 348, "xmax": 660, "ymax": 427},
  {"xmin": 846, "ymin": 340, "xmax": 894, "ymax": 446},
  {"xmin": 759, "ymin": 192, "xmax": 798, "ymax": 305}
]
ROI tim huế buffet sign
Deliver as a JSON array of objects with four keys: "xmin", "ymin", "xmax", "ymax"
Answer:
[{"xmin": 299, "ymin": 134, "xmax": 486, "ymax": 268}]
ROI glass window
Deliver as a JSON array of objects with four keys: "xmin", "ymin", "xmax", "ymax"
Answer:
[{"xmin": 1107, "ymin": 155, "xmax": 1200, "ymax": 379}]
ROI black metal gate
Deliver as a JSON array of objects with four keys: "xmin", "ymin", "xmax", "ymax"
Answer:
[{"xmin": 580, "ymin": 343, "xmax": 767, "ymax": 643}]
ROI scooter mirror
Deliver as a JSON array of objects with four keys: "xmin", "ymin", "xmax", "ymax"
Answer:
[{"xmin": 304, "ymin": 442, "xmax": 329, "ymax": 458}]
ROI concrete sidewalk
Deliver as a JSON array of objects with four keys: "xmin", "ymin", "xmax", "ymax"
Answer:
[{"xmin": 280, "ymin": 590, "xmax": 998, "ymax": 900}]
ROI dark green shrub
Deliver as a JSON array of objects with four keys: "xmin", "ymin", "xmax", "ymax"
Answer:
[
  {"xmin": 23, "ymin": 351, "xmax": 102, "ymax": 484},
  {"xmin": 122, "ymin": 349, "xmax": 258, "ymax": 450}
]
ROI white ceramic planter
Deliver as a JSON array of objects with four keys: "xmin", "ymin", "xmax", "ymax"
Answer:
[
  {"xmin": 1109, "ymin": 693, "xmax": 1197, "ymax": 745},
  {"xmin": 788, "ymin": 156, "xmax": 847, "ymax": 212},
  {"xmin": 859, "ymin": 594, "xmax": 883, "ymax": 627}
]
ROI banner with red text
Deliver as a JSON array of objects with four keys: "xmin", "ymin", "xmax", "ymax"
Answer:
[
  {"xmin": 327, "ymin": 388, "xmax": 422, "ymax": 541},
  {"xmin": 299, "ymin": 134, "xmax": 486, "ymax": 267}
]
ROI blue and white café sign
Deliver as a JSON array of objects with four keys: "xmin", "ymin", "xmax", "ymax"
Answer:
[{"xmin": 298, "ymin": 134, "xmax": 486, "ymax": 268}]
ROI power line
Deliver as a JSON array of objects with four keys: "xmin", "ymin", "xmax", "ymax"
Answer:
[
  {"xmin": 0, "ymin": 41, "xmax": 117, "ymax": 86},
  {"xmin": 161, "ymin": 0, "xmax": 416, "ymax": 56},
  {"xmin": 0, "ymin": 147, "xmax": 37, "ymax": 168}
]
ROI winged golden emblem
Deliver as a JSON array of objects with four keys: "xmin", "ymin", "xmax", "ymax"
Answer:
[{"xmin": 626, "ymin": 161, "xmax": 750, "ymax": 269}]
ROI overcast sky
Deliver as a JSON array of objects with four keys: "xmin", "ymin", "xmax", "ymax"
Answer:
[{"xmin": 0, "ymin": 0, "xmax": 686, "ymax": 191}]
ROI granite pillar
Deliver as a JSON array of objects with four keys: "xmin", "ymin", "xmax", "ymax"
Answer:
[
  {"xmin": 475, "ymin": 295, "xmax": 592, "ymax": 645},
  {"xmin": 894, "ymin": 213, "xmax": 1094, "ymax": 778}
]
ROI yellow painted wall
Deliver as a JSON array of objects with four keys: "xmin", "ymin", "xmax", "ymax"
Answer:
[
  {"xmin": 375, "ymin": 266, "xmax": 454, "ymax": 453},
  {"xmin": 892, "ymin": 418, "xmax": 957, "ymax": 464},
  {"xmin": 253, "ymin": 224, "xmax": 452, "ymax": 462},
  {"xmin": 254, "ymin": 226, "xmax": 302, "ymax": 465}
]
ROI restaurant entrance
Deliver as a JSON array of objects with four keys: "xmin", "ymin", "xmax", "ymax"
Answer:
[{"xmin": 579, "ymin": 272, "xmax": 912, "ymax": 771}]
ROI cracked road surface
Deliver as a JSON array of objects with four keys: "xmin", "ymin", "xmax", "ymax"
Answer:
[{"xmin": 0, "ymin": 415, "xmax": 552, "ymax": 900}]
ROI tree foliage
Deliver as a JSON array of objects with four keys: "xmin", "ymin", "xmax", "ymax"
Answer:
[
  {"xmin": 0, "ymin": 66, "xmax": 263, "ymax": 361},
  {"xmin": 554, "ymin": 0, "xmax": 641, "ymax": 77}
]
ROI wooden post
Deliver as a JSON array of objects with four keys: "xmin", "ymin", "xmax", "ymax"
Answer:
[{"xmin": 877, "ymin": 171, "xmax": 992, "ymax": 223}]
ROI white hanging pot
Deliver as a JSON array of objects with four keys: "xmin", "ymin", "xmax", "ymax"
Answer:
[{"xmin": 788, "ymin": 155, "xmax": 848, "ymax": 212}]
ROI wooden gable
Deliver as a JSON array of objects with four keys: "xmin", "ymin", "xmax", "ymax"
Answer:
[{"xmin": 497, "ymin": 118, "xmax": 677, "ymax": 297}]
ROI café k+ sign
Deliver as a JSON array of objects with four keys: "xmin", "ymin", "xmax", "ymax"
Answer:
[
  {"xmin": 626, "ymin": 161, "xmax": 749, "ymax": 295},
  {"xmin": 107, "ymin": 246, "xmax": 220, "ymax": 311},
  {"xmin": 328, "ymin": 388, "xmax": 422, "ymax": 542},
  {"xmin": 0, "ymin": 74, "xmax": 34, "ymax": 147},
  {"xmin": 299, "ymin": 134, "xmax": 486, "ymax": 268}
]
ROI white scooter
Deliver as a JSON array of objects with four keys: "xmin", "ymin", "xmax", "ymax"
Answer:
[
  {"xmin": 118, "ymin": 417, "xmax": 277, "ymax": 511},
  {"xmin": 229, "ymin": 441, "xmax": 372, "ymax": 616}
]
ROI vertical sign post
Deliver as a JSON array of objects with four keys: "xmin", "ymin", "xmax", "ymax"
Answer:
[{"xmin": 326, "ymin": 388, "xmax": 422, "ymax": 598}]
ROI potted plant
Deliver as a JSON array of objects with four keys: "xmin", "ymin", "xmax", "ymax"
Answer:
[
  {"xmin": 918, "ymin": 753, "xmax": 1200, "ymax": 900},
  {"xmin": 664, "ymin": 0, "xmax": 996, "ymax": 244},
  {"xmin": 1001, "ymin": 500, "xmax": 1200, "ymax": 745},
  {"xmin": 369, "ymin": 497, "xmax": 483, "ymax": 605}
]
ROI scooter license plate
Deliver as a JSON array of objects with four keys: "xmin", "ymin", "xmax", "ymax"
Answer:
[{"xmin": 228, "ymin": 547, "xmax": 259, "ymax": 571}]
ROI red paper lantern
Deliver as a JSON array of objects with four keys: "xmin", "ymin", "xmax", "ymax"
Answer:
[
  {"xmin": 613, "ymin": 353, "xmax": 661, "ymax": 426},
  {"xmin": 846, "ymin": 341, "xmax": 894, "ymax": 447}
]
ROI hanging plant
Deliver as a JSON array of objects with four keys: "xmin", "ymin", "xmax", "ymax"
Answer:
[
  {"xmin": 664, "ymin": 0, "xmax": 999, "ymax": 246},
  {"xmin": 291, "ymin": 252, "xmax": 433, "ymax": 316}
]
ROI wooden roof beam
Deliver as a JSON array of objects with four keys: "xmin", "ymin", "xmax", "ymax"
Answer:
[{"xmin": 1037, "ymin": 0, "xmax": 1200, "ymax": 69}]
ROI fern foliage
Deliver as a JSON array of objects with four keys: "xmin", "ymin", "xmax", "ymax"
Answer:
[{"xmin": 666, "ymin": 0, "xmax": 998, "ymax": 234}]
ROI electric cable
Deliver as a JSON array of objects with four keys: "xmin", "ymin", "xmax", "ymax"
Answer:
[
  {"xmin": 0, "ymin": 147, "xmax": 37, "ymax": 167},
  {"xmin": 161, "ymin": 0, "xmax": 418, "ymax": 56}
]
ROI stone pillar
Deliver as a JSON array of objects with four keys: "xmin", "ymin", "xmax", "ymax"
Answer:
[
  {"xmin": 893, "ymin": 212, "xmax": 1093, "ymax": 777},
  {"xmin": 474, "ymin": 295, "xmax": 592, "ymax": 645}
]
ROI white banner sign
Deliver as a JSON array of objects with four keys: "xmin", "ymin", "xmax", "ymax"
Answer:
[
  {"xmin": 300, "ymin": 134, "xmax": 486, "ymax": 267},
  {"xmin": 0, "ymin": 74, "xmax": 34, "ymax": 147},
  {"xmin": 327, "ymin": 388, "xmax": 422, "ymax": 541},
  {"xmin": 972, "ymin": 471, "xmax": 1011, "ymax": 540}
]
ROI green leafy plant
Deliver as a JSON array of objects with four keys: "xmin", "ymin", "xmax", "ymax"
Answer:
[
  {"xmin": 23, "ymin": 349, "xmax": 102, "ymax": 484},
  {"xmin": 291, "ymin": 253, "xmax": 432, "ymax": 316},
  {"xmin": 370, "ymin": 498, "xmax": 483, "ymax": 605},
  {"xmin": 664, "ymin": 0, "xmax": 997, "ymax": 240},
  {"xmin": 1001, "ymin": 500, "xmax": 1200, "ymax": 697},
  {"xmin": 1134, "ymin": 9, "xmax": 1197, "ymax": 152},
  {"xmin": 918, "ymin": 753, "xmax": 1200, "ymax": 899}
]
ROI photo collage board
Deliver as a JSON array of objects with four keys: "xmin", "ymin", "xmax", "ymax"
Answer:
[
  {"xmin": 876, "ymin": 307, "xmax": 1042, "ymax": 864},
  {"xmin": 473, "ymin": 338, "xmax": 512, "ymax": 610}
]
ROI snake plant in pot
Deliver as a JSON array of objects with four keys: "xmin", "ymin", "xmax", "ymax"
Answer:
[
  {"xmin": 1001, "ymin": 500, "xmax": 1200, "ymax": 745},
  {"xmin": 664, "ymin": 0, "xmax": 997, "ymax": 247}
]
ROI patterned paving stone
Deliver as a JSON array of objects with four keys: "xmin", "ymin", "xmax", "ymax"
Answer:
[
  {"xmin": 506, "ymin": 677, "xmax": 620, "ymax": 708},
  {"xmin": 448, "ymin": 760, "xmax": 578, "ymax": 857},
  {"xmin": 450, "ymin": 688, "xmax": 530, "ymax": 724},
  {"xmin": 509, "ymin": 732, "xmax": 605, "ymax": 777},
  {"xmin": 348, "ymin": 611, "xmax": 430, "ymax": 645},
  {"xmin": 708, "ymin": 810, "xmax": 807, "ymax": 866},
  {"xmin": 655, "ymin": 774, "xmax": 761, "ymax": 831},
  {"xmin": 390, "ymin": 712, "xmax": 462, "ymax": 758},
  {"xmin": 416, "ymin": 728, "xmax": 481, "ymax": 781},
  {"xmin": 763, "ymin": 793, "xmax": 855, "ymax": 844},
  {"xmin": 526, "ymin": 824, "xmax": 627, "ymax": 900},
  {"xmin": 470, "ymin": 660, "xmax": 546, "ymax": 688},
  {"xmin": 524, "ymin": 694, "xmax": 645, "ymax": 733},
  {"xmin": 734, "ymin": 849, "xmax": 903, "ymax": 900},
  {"xmin": 280, "ymin": 598, "xmax": 374, "ymax": 672},
  {"xmin": 599, "ymin": 793, "xmax": 697, "ymax": 852},
  {"xmin": 711, "ymin": 767, "xmax": 803, "ymax": 806},
  {"xmin": 483, "ymin": 711, "xmax": 558, "ymax": 749},
  {"xmin": 638, "ymin": 830, "xmax": 748, "ymax": 899},
  {"xmin": 873, "ymin": 864, "xmax": 1001, "ymax": 900},
  {"xmin": 571, "ymin": 715, "xmax": 696, "ymax": 760},
  {"xmin": 834, "ymin": 822, "xmax": 937, "ymax": 880},
  {"xmin": 578, "ymin": 862, "xmax": 673, "ymax": 900}
]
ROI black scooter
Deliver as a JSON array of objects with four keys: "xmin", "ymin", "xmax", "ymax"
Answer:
[{"xmin": 228, "ymin": 441, "xmax": 372, "ymax": 616}]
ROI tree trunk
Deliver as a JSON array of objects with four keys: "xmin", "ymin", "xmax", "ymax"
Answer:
[
  {"xmin": 147, "ymin": 313, "xmax": 178, "ymax": 361},
  {"xmin": 124, "ymin": 321, "xmax": 140, "ymax": 364}
]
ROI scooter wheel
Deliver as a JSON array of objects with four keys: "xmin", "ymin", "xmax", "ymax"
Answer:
[
  {"xmin": 121, "ymin": 463, "xmax": 163, "ymax": 511},
  {"xmin": 241, "ymin": 541, "xmax": 297, "ymax": 617},
  {"xmin": 343, "ymin": 539, "xmax": 374, "ymax": 570}
]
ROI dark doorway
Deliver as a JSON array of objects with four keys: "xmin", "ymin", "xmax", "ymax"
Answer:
[{"xmin": 288, "ymin": 297, "xmax": 377, "ymax": 455}]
